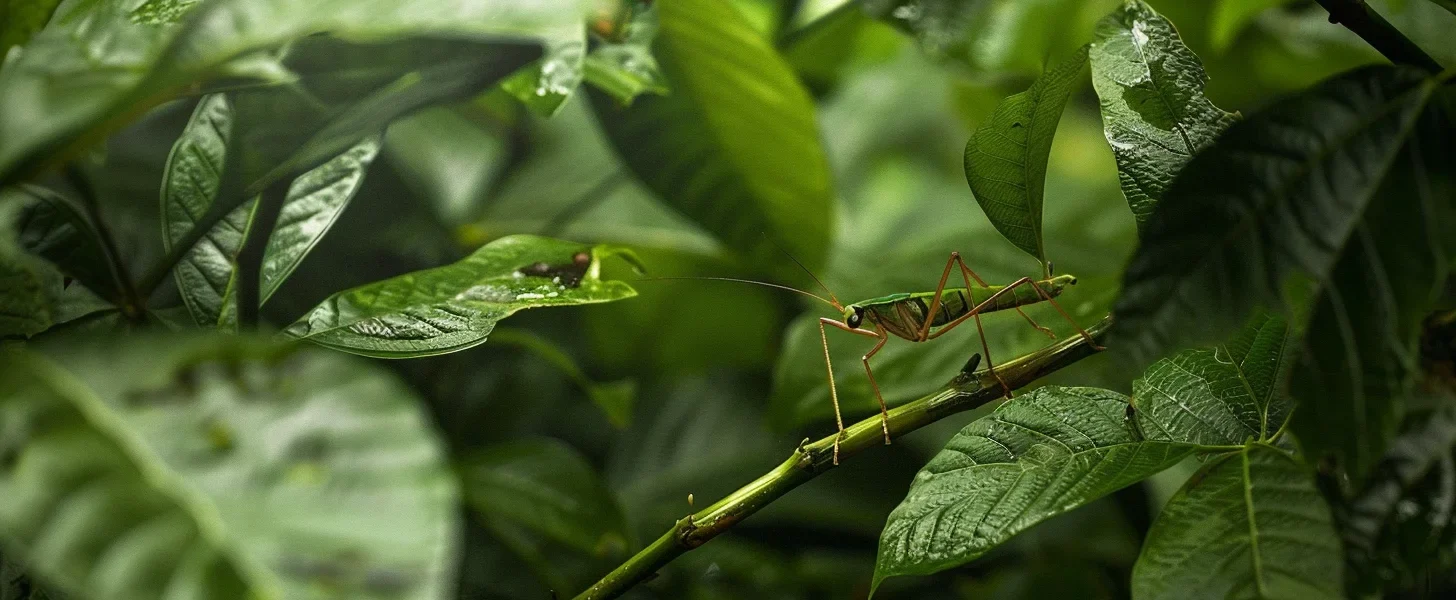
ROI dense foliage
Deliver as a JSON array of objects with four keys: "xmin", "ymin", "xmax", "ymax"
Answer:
[{"xmin": 1, "ymin": 0, "xmax": 1454, "ymax": 599}]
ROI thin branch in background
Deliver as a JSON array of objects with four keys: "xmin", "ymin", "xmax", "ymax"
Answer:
[
  {"xmin": 234, "ymin": 180, "xmax": 289, "ymax": 328},
  {"xmin": 572, "ymin": 317, "xmax": 1114, "ymax": 600},
  {"xmin": 63, "ymin": 164, "xmax": 145, "ymax": 322},
  {"xmin": 540, "ymin": 170, "xmax": 628, "ymax": 236},
  {"xmin": 1314, "ymin": 0, "xmax": 1444, "ymax": 72}
]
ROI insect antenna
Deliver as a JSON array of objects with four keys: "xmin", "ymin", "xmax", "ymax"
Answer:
[
  {"xmin": 758, "ymin": 233, "xmax": 843, "ymax": 309},
  {"xmin": 638, "ymin": 276, "xmax": 840, "ymax": 310}
]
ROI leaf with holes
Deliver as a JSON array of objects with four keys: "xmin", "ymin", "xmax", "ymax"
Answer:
[
  {"xmin": 589, "ymin": 0, "xmax": 834, "ymax": 278},
  {"xmin": 874, "ymin": 386, "xmax": 1196, "ymax": 590},
  {"xmin": 282, "ymin": 235, "xmax": 638, "ymax": 358},
  {"xmin": 162, "ymin": 94, "xmax": 380, "ymax": 330},
  {"xmin": 1132, "ymin": 444, "xmax": 1343, "ymax": 600},
  {"xmin": 1111, "ymin": 66, "xmax": 1444, "ymax": 368},
  {"xmin": 459, "ymin": 438, "xmax": 629, "ymax": 556},
  {"xmin": 1090, "ymin": 0, "xmax": 1238, "ymax": 230},
  {"xmin": 1131, "ymin": 313, "xmax": 1294, "ymax": 446},
  {"xmin": 0, "ymin": 335, "xmax": 458, "ymax": 600},
  {"xmin": 963, "ymin": 45, "xmax": 1086, "ymax": 265}
]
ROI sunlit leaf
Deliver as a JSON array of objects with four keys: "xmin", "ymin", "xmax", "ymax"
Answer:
[
  {"xmin": 1111, "ymin": 66, "xmax": 1443, "ymax": 368},
  {"xmin": 1090, "ymin": 0, "xmax": 1238, "ymax": 230},
  {"xmin": 1131, "ymin": 313, "xmax": 1293, "ymax": 446},
  {"xmin": 0, "ymin": 335, "xmax": 459, "ymax": 600},
  {"xmin": 283, "ymin": 234, "xmax": 638, "ymax": 358},
  {"xmin": 1132, "ymin": 444, "xmax": 1343, "ymax": 600},
  {"xmin": 460, "ymin": 438, "xmax": 629, "ymax": 556},
  {"xmin": 590, "ymin": 0, "xmax": 835, "ymax": 278},
  {"xmin": 874, "ymin": 387, "xmax": 1196, "ymax": 590},
  {"xmin": 964, "ymin": 45, "xmax": 1087, "ymax": 265}
]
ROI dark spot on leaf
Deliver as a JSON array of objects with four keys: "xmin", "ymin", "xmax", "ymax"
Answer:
[{"xmin": 516, "ymin": 251, "xmax": 593, "ymax": 288}]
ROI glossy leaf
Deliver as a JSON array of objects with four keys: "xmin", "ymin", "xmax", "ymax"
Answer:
[
  {"xmin": 581, "ymin": 0, "xmax": 667, "ymax": 105},
  {"xmin": 163, "ymin": 95, "xmax": 380, "ymax": 330},
  {"xmin": 283, "ymin": 235, "xmax": 638, "ymax": 358},
  {"xmin": 1111, "ymin": 66, "xmax": 1441, "ymax": 368},
  {"xmin": 0, "ymin": 336, "xmax": 458, "ymax": 600},
  {"xmin": 1131, "ymin": 313, "xmax": 1293, "ymax": 446},
  {"xmin": 1132, "ymin": 444, "xmax": 1343, "ymax": 600},
  {"xmin": 1090, "ymin": 0, "xmax": 1239, "ymax": 230},
  {"xmin": 1291, "ymin": 99, "xmax": 1456, "ymax": 481},
  {"xmin": 0, "ymin": 0, "xmax": 576, "ymax": 185},
  {"xmin": 459, "ymin": 438, "xmax": 629, "ymax": 556},
  {"xmin": 590, "ymin": 0, "xmax": 834, "ymax": 277},
  {"xmin": 501, "ymin": 22, "xmax": 587, "ymax": 117},
  {"xmin": 963, "ymin": 46, "xmax": 1087, "ymax": 265},
  {"xmin": 9, "ymin": 185, "xmax": 122, "ymax": 304},
  {"xmin": 874, "ymin": 387, "xmax": 1196, "ymax": 589}
]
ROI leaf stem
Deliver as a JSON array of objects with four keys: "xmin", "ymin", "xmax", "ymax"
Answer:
[
  {"xmin": 64, "ymin": 165, "xmax": 144, "ymax": 322},
  {"xmin": 235, "ymin": 181, "xmax": 289, "ymax": 328},
  {"xmin": 571, "ymin": 317, "xmax": 1113, "ymax": 600},
  {"xmin": 1314, "ymin": 0, "xmax": 1444, "ymax": 72}
]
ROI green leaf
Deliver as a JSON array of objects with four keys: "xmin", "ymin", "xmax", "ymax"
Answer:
[
  {"xmin": 581, "ymin": 0, "xmax": 668, "ymax": 105},
  {"xmin": 963, "ymin": 45, "xmax": 1087, "ymax": 265},
  {"xmin": 1341, "ymin": 404, "xmax": 1456, "ymax": 594},
  {"xmin": 590, "ymin": 0, "xmax": 834, "ymax": 277},
  {"xmin": 459, "ymin": 438, "xmax": 629, "ymax": 556},
  {"xmin": 0, "ymin": 0, "xmax": 576, "ymax": 185},
  {"xmin": 8, "ymin": 185, "xmax": 123, "ymax": 305},
  {"xmin": 0, "ymin": 247, "xmax": 60, "ymax": 339},
  {"xmin": 874, "ymin": 387, "xmax": 1195, "ymax": 590},
  {"xmin": 501, "ymin": 22, "xmax": 587, "ymax": 117},
  {"xmin": 1132, "ymin": 444, "xmax": 1343, "ymax": 600},
  {"xmin": 1209, "ymin": 0, "xmax": 1286, "ymax": 51},
  {"xmin": 861, "ymin": 0, "xmax": 1098, "ymax": 77},
  {"xmin": 0, "ymin": 336, "xmax": 458, "ymax": 600},
  {"xmin": 0, "ymin": 0, "xmax": 62, "ymax": 51},
  {"xmin": 781, "ymin": 2, "xmax": 902, "ymax": 96},
  {"xmin": 1131, "ymin": 313, "xmax": 1293, "ymax": 446},
  {"xmin": 1111, "ymin": 66, "xmax": 1443, "ymax": 368},
  {"xmin": 283, "ymin": 235, "xmax": 638, "ymax": 358},
  {"xmin": 1090, "ymin": 0, "xmax": 1239, "ymax": 230},
  {"xmin": 162, "ymin": 95, "xmax": 380, "ymax": 330},
  {"xmin": 488, "ymin": 328, "xmax": 636, "ymax": 428},
  {"xmin": 1290, "ymin": 97, "xmax": 1456, "ymax": 481}
]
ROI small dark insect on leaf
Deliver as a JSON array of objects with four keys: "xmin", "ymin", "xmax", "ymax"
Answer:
[{"xmin": 518, "ymin": 251, "xmax": 593, "ymax": 288}]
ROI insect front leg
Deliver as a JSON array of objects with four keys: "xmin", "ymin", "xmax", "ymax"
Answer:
[{"xmin": 820, "ymin": 317, "xmax": 882, "ymax": 464}]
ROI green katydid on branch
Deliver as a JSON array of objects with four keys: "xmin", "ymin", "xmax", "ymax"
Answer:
[{"xmin": 572, "ymin": 317, "xmax": 1112, "ymax": 600}]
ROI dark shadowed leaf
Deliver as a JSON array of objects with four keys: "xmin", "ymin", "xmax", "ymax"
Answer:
[
  {"xmin": 1132, "ymin": 444, "xmax": 1342, "ymax": 600},
  {"xmin": 874, "ymin": 387, "xmax": 1196, "ymax": 590},
  {"xmin": 590, "ymin": 0, "xmax": 834, "ymax": 277},
  {"xmin": 8, "ymin": 185, "xmax": 122, "ymax": 304},
  {"xmin": 459, "ymin": 438, "xmax": 629, "ymax": 556},
  {"xmin": 0, "ymin": 335, "xmax": 458, "ymax": 600},
  {"xmin": 1209, "ymin": 0, "xmax": 1285, "ymax": 51},
  {"xmin": 384, "ymin": 107, "xmax": 518, "ymax": 227},
  {"xmin": 1131, "ymin": 313, "xmax": 1293, "ymax": 446},
  {"xmin": 0, "ymin": 0, "xmax": 61, "ymax": 51},
  {"xmin": 964, "ymin": 45, "xmax": 1087, "ymax": 265},
  {"xmin": 1290, "ymin": 97, "xmax": 1456, "ymax": 482},
  {"xmin": 283, "ymin": 235, "xmax": 638, "ymax": 358},
  {"xmin": 1111, "ymin": 66, "xmax": 1443, "ymax": 368},
  {"xmin": 488, "ymin": 328, "xmax": 636, "ymax": 428},
  {"xmin": 1090, "ymin": 0, "xmax": 1238, "ymax": 230}
]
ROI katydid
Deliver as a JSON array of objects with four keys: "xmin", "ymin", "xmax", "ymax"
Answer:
[{"xmin": 652, "ymin": 252, "xmax": 1101, "ymax": 463}]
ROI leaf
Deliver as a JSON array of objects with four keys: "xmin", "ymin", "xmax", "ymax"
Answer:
[
  {"xmin": 162, "ymin": 94, "xmax": 380, "ymax": 330},
  {"xmin": 1340, "ymin": 404, "xmax": 1456, "ymax": 593},
  {"xmin": 488, "ymin": 328, "xmax": 636, "ymax": 428},
  {"xmin": 1090, "ymin": 0, "xmax": 1239, "ymax": 230},
  {"xmin": 384, "ymin": 107, "xmax": 516, "ymax": 227},
  {"xmin": 581, "ymin": 0, "xmax": 667, "ymax": 105},
  {"xmin": 874, "ymin": 387, "xmax": 1196, "ymax": 590},
  {"xmin": 1131, "ymin": 313, "xmax": 1294, "ymax": 446},
  {"xmin": 1291, "ymin": 97, "xmax": 1456, "ymax": 481},
  {"xmin": 963, "ymin": 45, "xmax": 1087, "ymax": 265},
  {"xmin": 0, "ymin": 335, "xmax": 459, "ymax": 600},
  {"xmin": 459, "ymin": 438, "xmax": 629, "ymax": 556},
  {"xmin": 0, "ymin": 0, "xmax": 62, "ymax": 51},
  {"xmin": 1132, "ymin": 444, "xmax": 1343, "ymax": 600},
  {"xmin": 589, "ymin": 0, "xmax": 835, "ymax": 277},
  {"xmin": 0, "ymin": 0, "xmax": 576, "ymax": 185},
  {"xmin": 500, "ymin": 22, "xmax": 587, "ymax": 117},
  {"xmin": 781, "ymin": 2, "xmax": 901, "ymax": 96},
  {"xmin": 1209, "ymin": 0, "xmax": 1286, "ymax": 51},
  {"xmin": 0, "ymin": 247, "xmax": 59, "ymax": 339},
  {"xmin": 9, "ymin": 185, "xmax": 122, "ymax": 304},
  {"xmin": 861, "ymin": 0, "xmax": 1096, "ymax": 77},
  {"xmin": 283, "ymin": 235, "xmax": 638, "ymax": 358},
  {"xmin": 1111, "ymin": 65, "xmax": 1443, "ymax": 368}
]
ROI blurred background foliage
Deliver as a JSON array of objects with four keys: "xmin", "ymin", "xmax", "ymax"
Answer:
[{"xmin": 2, "ymin": 0, "xmax": 1452, "ymax": 598}]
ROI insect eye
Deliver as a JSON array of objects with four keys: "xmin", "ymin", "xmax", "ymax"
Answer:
[{"xmin": 847, "ymin": 311, "xmax": 862, "ymax": 328}]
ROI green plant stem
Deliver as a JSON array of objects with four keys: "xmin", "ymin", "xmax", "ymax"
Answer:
[
  {"xmin": 572, "ymin": 317, "xmax": 1113, "ymax": 600},
  {"xmin": 63, "ymin": 165, "xmax": 144, "ymax": 321},
  {"xmin": 235, "ymin": 181, "xmax": 288, "ymax": 328},
  {"xmin": 1314, "ymin": 0, "xmax": 1444, "ymax": 72}
]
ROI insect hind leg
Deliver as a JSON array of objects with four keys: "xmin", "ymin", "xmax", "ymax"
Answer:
[
  {"xmin": 950, "ymin": 252, "xmax": 1054, "ymax": 340},
  {"xmin": 1024, "ymin": 278, "xmax": 1104, "ymax": 351}
]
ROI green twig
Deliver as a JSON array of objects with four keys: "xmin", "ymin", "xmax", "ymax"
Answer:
[
  {"xmin": 572, "ymin": 317, "xmax": 1113, "ymax": 600},
  {"xmin": 63, "ymin": 165, "xmax": 144, "ymax": 322},
  {"xmin": 234, "ymin": 181, "xmax": 288, "ymax": 328},
  {"xmin": 1314, "ymin": 0, "xmax": 1444, "ymax": 72}
]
